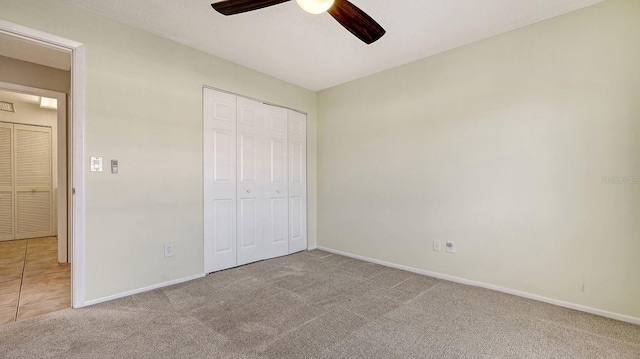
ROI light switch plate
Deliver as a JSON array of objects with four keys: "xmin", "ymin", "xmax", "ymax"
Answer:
[{"xmin": 90, "ymin": 157, "xmax": 102, "ymax": 172}]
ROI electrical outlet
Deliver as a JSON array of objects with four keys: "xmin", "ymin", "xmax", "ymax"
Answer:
[
  {"xmin": 446, "ymin": 241, "xmax": 456, "ymax": 254},
  {"xmin": 164, "ymin": 243, "xmax": 174, "ymax": 258},
  {"xmin": 433, "ymin": 240, "xmax": 441, "ymax": 252}
]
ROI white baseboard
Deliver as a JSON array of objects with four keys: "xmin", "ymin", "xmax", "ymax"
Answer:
[
  {"xmin": 82, "ymin": 273, "xmax": 206, "ymax": 307},
  {"xmin": 307, "ymin": 245, "xmax": 318, "ymax": 250},
  {"xmin": 316, "ymin": 246, "xmax": 640, "ymax": 326}
]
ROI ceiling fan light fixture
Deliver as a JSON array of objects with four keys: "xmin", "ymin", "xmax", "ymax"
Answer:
[{"xmin": 295, "ymin": 0, "xmax": 334, "ymax": 14}]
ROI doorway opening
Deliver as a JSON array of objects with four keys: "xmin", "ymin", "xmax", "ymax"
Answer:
[
  {"xmin": 0, "ymin": 19, "xmax": 86, "ymax": 323},
  {"xmin": 0, "ymin": 86, "xmax": 69, "ymax": 323}
]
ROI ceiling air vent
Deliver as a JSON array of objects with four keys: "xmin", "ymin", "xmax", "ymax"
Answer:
[{"xmin": 0, "ymin": 101, "xmax": 15, "ymax": 113}]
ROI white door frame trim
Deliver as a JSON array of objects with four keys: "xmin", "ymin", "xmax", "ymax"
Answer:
[{"xmin": 0, "ymin": 19, "xmax": 87, "ymax": 308}]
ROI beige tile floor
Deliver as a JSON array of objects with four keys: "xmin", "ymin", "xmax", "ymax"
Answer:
[{"xmin": 0, "ymin": 237, "xmax": 70, "ymax": 325}]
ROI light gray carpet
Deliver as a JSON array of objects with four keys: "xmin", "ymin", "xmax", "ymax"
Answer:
[{"xmin": 1, "ymin": 249, "xmax": 639, "ymax": 358}]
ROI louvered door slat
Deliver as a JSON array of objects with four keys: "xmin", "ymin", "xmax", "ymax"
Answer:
[
  {"xmin": 16, "ymin": 127, "xmax": 51, "ymax": 188},
  {"xmin": 0, "ymin": 124, "xmax": 12, "ymax": 188},
  {"xmin": 0, "ymin": 123, "xmax": 14, "ymax": 241},
  {"xmin": 16, "ymin": 191, "xmax": 51, "ymax": 235},
  {"xmin": 0, "ymin": 191, "xmax": 12, "ymax": 239}
]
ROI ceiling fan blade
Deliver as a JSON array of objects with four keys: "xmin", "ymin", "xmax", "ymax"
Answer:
[
  {"xmin": 327, "ymin": 0, "xmax": 385, "ymax": 44},
  {"xmin": 212, "ymin": 0, "xmax": 290, "ymax": 16}
]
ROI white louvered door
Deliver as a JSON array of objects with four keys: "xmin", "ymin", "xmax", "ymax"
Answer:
[
  {"xmin": 14, "ymin": 125, "xmax": 54, "ymax": 240},
  {"xmin": 0, "ymin": 123, "xmax": 14, "ymax": 241}
]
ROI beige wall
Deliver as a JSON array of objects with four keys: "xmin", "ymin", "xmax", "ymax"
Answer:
[
  {"xmin": 317, "ymin": 0, "xmax": 640, "ymax": 319},
  {"xmin": 0, "ymin": 55, "xmax": 70, "ymax": 94},
  {"xmin": 0, "ymin": 0, "xmax": 317, "ymax": 301}
]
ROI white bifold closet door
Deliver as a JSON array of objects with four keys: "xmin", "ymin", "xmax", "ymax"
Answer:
[
  {"xmin": 236, "ymin": 98, "xmax": 289, "ymax": 265},
  {"xmin": 0, "ymin": 123, "xmax": 53, "ymax": 241},
  {"xmin": 288, "ymin": 110, "xmax": 307, "ymax": 254},
  {"xmin": 262, "ymin": 104, "xmax": 289, "ymax": 260},
  {"xmin": 203, "ymin": 89, "xmax": 238, "ymax": 273},
  {"xmin": 15, "ymin": 125, "xmax": 53, "ymax": 239},
  {"xmin": 236, "ymin": 97, "xmax": 263, "ymax": 266},
  {"xmin": 204, "ymin": 88, "xmax": 306, "ymax": 274}
]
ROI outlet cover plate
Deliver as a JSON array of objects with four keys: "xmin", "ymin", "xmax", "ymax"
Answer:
[
  {"xmin": 164, "ymin": 243, "xmax": 174, "ymax": 257},
  {"xmin": 446, "ymin": 241, "xmax": 456, "ymax": 254}
]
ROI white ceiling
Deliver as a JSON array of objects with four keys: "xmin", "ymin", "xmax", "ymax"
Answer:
[
  {"xmin": 63, "ymin": 0, "xmax": 604, "ymax": 91},
  {"xmin": 0, "ymin": 32, "xmax": 71, "ymax": 71}
]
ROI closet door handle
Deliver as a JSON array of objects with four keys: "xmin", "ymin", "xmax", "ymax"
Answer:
[
  {"xmin": 246, "ymin": 189, "xmax": 251, "ymax": 193},
  {"xmin": 276, "ymin": 190, "xmax": 281, "ymax": 194}
]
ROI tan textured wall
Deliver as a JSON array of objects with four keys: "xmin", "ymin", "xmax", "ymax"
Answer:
[
  {"xmin": 0, "ymin": 0, "xmax": 317, "ymax": 301},
  {"xmin": 0, "ymin": 55, "xmax": 70, "ymax": 94},
  {"xmin": 317, "ymin": 0, "xmax": 640, "ymax": 319}
]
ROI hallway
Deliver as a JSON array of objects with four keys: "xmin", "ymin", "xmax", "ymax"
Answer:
[{"xmin": 0, "ymin": 237, "xmax": 70, "ymax": 324}]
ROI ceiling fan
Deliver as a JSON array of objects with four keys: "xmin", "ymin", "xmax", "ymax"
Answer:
[{"xmin": 211, "ymin": 0, "xmax": 386, "ymax": 44}]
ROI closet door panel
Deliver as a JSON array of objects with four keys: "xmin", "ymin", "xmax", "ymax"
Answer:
[
  {"xmin": 204, "ymin": 88, "xmax": 237, "ymax": 273},
  {"xmin": 204, "ymin": 90, "xmax": 308, "ymax": 271},
  {"xmin": 0, "ymin": 123, "xmax": 13, "ymax": 241},
  {"xmin": 288, "ymin": 111, "xmax": 307, "ymax": 254},
  {"xmin": 239, "ymin": 134, "xmax": 257, "ymax": 183},
  {"xmin": 212, "ymin": 199, "xmax": 233, "ymax": 252},
  {"xmin": 269, "ymin": 197, "xmax": 286, "ymax": 242},
  {"xmin": 237, "ymin": 97, "xmax": 264, "ymax": 266},
  {"xmin": 263, "ymin": 105, "xmax": 288, "ymax": 259},
  {"xmin": 14, "ymin": 125, "xmax": 53, "ymax": 240}
]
